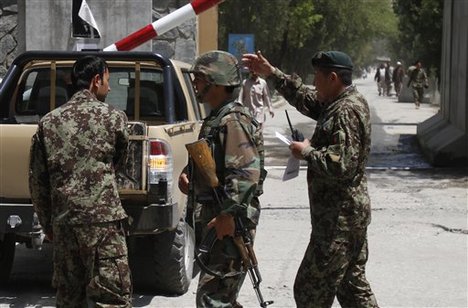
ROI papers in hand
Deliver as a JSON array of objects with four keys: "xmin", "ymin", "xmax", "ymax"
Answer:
[
  {"xmin": 275, "ymin": 131, "xmax": 300, "ymax": 181},
  {"xmin": 275, "ymin": 131, "xmax": 291, "ymax": 145},
  {"xmin": 282, "ymin": 155, "xmax": 300, "ymax": 181}
]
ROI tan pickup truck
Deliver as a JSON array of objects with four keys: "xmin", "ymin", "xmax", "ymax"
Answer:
[{"xmin": 0, "ymin": 50, "xmax": 208, "ymax": 294}]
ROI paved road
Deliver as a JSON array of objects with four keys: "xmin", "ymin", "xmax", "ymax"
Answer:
[{"xmin": 1, "ymin": 76, "xmax": 467, "ymax": 307}]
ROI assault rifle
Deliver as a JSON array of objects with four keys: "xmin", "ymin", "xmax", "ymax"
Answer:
[
  {"xmin": 285, "ymin": 110, "xmax": 304, "ymax": 141},
  {"xmin": 185, "ymin": 139, "xmax": 273, "ymax": 308}
]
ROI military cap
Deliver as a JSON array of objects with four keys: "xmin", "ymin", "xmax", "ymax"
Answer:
[
  {"xmin": 311, "ymin": 51, "xmax": 353, "ymax": 70},
  {"xmin": 191, "ymin": 50, "xmax": 241, "ymax": 86}
]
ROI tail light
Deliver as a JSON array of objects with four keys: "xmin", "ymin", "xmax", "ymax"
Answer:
[{"xmin": 148, "ymin": 139, "xmax": 173, "ymax": 203}]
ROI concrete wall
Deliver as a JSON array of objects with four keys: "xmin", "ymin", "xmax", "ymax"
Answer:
[
  {"xmin": 0, "ymin": 0, "xmax": 219, "ymax": 78},
  {"xmin": 417, "ymin": 0, "xmax": 468, "ymax": 166},
  {"xmin": 23, "ymin": 0, "xmax": 152, "ymax": 51},
  {"xmin": 152, "ymin": 0, "xmax": 195, "ymax": 62},
  {"xmin": 0, "ymin": 0, "xmax": 19, "ymax": 77},
  {"xmin": 152, "ymin": 0, "xmax": 219, "ymax": 62}
]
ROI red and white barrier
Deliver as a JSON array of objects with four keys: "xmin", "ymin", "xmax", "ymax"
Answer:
[{"xmin": 104, "ymin": 0, "xmax": 224, "ymax": 51}]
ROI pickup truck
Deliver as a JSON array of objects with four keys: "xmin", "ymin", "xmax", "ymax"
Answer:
[{"xmin": 0, "ymin": 50, "xmax": 208, "ymax": 294}]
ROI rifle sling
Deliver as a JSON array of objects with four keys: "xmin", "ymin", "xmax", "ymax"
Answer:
[{"xmin": 195, "ymin": 227, "xmax": 243, "ymax": 279}]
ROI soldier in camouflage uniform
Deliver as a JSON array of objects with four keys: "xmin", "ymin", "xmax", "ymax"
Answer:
[
  {"xmin": 29, "ymin": 55, "xmax": 132, "ymax": 307},
  {"xmin": 243, "ymin": 50, "xmax": 379, "ymax": 308},
  {"xmin": 178, "ymin": 50, "xmax": 263, "ymax": 308},
  {"xmin": 407, "ymin": 60, "xmax": 429, "ymax": 109}
]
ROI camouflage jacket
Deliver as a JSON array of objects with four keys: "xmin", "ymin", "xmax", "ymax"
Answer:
[
  {"xmin": 268, "ymin": 69, "xmax": 372, "ymax": 233},
  {"xmin": 408, "ymin": 67, "xmax": 428, "ymax": 88},
  {"xmin": 193, "ymin": 98, "xmax": 261, "ymax": 224},
  {"xmin": 29, "ymin": 89, "xmax": 129, "ymax": 232}
]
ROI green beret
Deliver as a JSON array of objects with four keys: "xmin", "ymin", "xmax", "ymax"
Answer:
[{"xmin": 311, "ymin": 51, "xmax": 353, "ymax": 70}]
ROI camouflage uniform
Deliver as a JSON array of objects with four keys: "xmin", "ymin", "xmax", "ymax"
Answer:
[
  {"xmin": 268, "ymin": 66, "xmax": 378, "ymax": 307},
  {"xmin": 29, "ymin": 89, "xmax": 132, "ymax": 307},
  {"xmin": 193, "ymin": 99, "xmax": 262, "ymax": 308},
  {"xmin": 187, "ymin": 50, "xmax": 263, "ymax": 308},
  {"xmin": 407, "ymin": 66, "xmax": 428, "ymax": 107}
]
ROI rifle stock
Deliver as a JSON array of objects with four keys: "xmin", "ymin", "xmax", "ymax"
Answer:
[{"xmin": 185, "ymin": 139, "xmax": 219, "ymax": 188}]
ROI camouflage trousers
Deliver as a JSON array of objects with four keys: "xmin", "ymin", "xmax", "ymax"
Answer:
[
  {"xmin": 294, "ymin": 229, "xmax": 378, "ymax": 308},
  {"xmin": 412, "ymin": 86, "xmax": 424, "ymax": 106},
  {"xmin": 195, "ymin": 203, "xmax": 255, "ymax": 308},
  {"xmin": 196, "ymin": 236, "xmax": 247, "ymax": 308},
  {"xmin": 52, "ymin": 221, "xmax": 132, "ymax": 307},
  {"xmin": 394, "ymin": 81, "xmax": 402, "ymax": 97}
]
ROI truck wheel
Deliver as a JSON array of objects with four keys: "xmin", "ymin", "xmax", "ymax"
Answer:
[
  {"xmin": 129, "ymin": 221, "xmax": 195, "ymax": 295},
  {"xmin": 0, "ymin": 233, "xmax": 16, "ymax": 281}
]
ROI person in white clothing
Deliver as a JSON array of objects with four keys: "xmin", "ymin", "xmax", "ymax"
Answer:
[{"xmin": 238, "ymin": 72, "xmax": 274, "ymax": 129}]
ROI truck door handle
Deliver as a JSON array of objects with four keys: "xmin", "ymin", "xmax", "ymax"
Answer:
[{"xmin": 165, "ymin": 123, "xmax": 195, "ymax": 136}]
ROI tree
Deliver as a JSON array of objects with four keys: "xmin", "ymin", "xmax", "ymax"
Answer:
[
  {"xmin": 302, "ymin": 0, "xmax": 398, "ymax": 74},
  {"xmin": 218, "ymin": 0, "xmax": 321, "ymax": 70},
  {"xmin": 392, "ymin": 0, "xmax": 443, "ymax": 78},
  {"xmin": 218, "ymin": 0, "xmax": 399, "ymax": 77}
]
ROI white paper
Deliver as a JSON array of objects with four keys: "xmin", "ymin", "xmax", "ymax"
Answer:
[
  {"xmin": 275, "ymin": 131, "xmax": 291, "ymax": 145},
  {"xmin": 282, "ymin": 155, "xmax": 300, "ymax": 181}
]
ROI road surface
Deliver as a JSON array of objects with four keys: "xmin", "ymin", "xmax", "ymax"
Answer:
[{"xmin": 1, "ymin": 76, "xmax": 466, "ymax": 308}]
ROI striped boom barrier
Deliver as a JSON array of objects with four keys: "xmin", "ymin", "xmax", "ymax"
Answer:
[{"xmin": 104, "ymin": 0, "xmax": 224, "ymax": 51}]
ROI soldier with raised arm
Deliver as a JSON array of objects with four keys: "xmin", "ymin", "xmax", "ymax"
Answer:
[{"xmin": 243, "ymin": 50, "xmax": 379, "ymax": 308}]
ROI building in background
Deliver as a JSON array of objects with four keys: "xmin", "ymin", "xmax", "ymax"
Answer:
[{"xmin": 0, "ymin": 0, "xmax": 219, "ymax": 77}]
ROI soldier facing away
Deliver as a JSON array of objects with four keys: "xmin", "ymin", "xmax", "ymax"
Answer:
[
  {"xmin": 29, "ymin": 55, "xmax": 132, "ymax": 307},
  {"xmin": 178, "ymin": 50, "xmax": 264, "ymax": 308},
  {"xmin": 243, "ymin": 50, "xmax": 379, "ymax": 308}
]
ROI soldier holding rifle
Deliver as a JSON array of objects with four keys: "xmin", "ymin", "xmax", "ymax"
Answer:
[
  {"xmin": 179, "ymin": 50, "xmax": 268, "ymax": 308},
  {"xmin": 243, "ymin": 50, "xmax": 379, "ymax": 308}
]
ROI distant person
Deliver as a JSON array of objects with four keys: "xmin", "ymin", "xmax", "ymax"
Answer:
[
  {"xmin": 407, "ymin": 60, "xmax": 429, "ymax": 109},
  {"xmin": 374, "ymin": 63, "xmax": 386, "ymax": 96},
  {"xmin": 238, "ymin": 71, "xmax": 274, "ymax": 129},
  {"xmin": 385, "ymin": 61, "xmax": 393, "ymax": 96},
  {"xmin": 361, "ymin": 67, "xmax": 368, "ymax": 79},
  {"xmin": 29, "ymin": 55, "xmax": 132, "ymax": 307},
  {"xmin": 392, "ymin": 61, "xmax": 405, "ymax": 97}
]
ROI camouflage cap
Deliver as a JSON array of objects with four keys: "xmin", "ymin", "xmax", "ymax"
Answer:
[
  {"xmin": 191, "ymin": 50, "xmax": 241, "ymax": 86},
  {"xmin": 311, "ymin": 51, "xmax": 353, "ymax": 71}
]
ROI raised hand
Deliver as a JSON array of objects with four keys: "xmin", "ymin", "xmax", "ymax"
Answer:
[{"xmin": 242, "ymin": 50, "xmax": 276, "ymax": 78}]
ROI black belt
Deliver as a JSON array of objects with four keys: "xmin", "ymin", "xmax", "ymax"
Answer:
[{"xmin": 196, "ymin": 193, "xmax": 215, "ymax": 204}]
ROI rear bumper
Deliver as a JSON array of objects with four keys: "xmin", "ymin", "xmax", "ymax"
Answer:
[
  {"xmin": 0, "ymin": 201, "xmax": 180, "ymax": 236},
  {"xmin": 124, "ymin": 202, "xmax": 179, "ymax": 234}
]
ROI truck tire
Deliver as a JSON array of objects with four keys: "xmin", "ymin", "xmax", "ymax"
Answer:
[
  {"xmin": 0, "ymin": 233, "xmax": 16, "ymax": 282},
  {"xmin": 129, "ymin": 221, "xmax": 195, "ymax": 295}
]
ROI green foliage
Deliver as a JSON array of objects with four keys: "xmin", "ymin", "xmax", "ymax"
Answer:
[
  {"xmin": 218, "ymin": 0, "xmax": 400, "ymax": 77},
  {"xmin": 286, "ymin": 1, "xmax": 322, "ymax": 49},
  {"xmin": 392, "ymin": 0, "xmax": 443, "ymax": 78},
  {"xmin": 218, "ymin": 0, "xmax": 321, "ymax": 69},
  {"xmin": 304, "ymin": 0, "xmax": 398, "ymax": 72}
]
